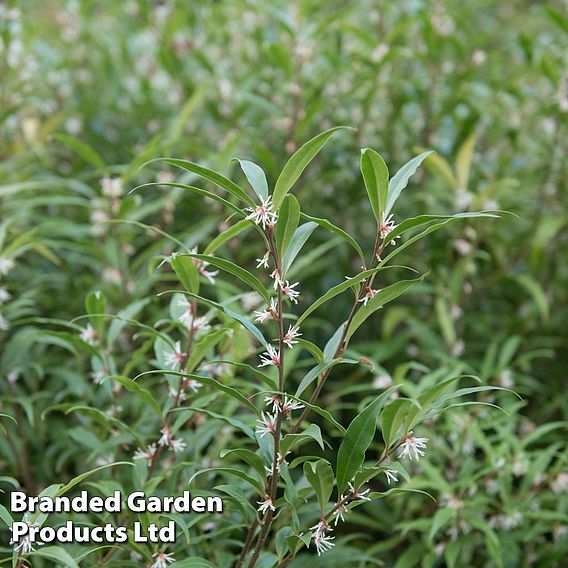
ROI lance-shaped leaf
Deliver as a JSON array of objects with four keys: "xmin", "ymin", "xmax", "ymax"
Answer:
[
  {"xmin": 300, "ymin": 212, "xmax": 365, "ymax": 263},
  {"xmin": 186, "ymin": 328, "xmax": 230, "ymax": 372},
  {"xmin": 189, "ymin": 467, "xmax": 264, "ymax": 496},
  {"xmin": 186, "ymin": 253, "xmax": 270, "ymax": 302},
  {"xmin": 131, "ymin": 182, "xmax": 245, "ymax": 216},
  {"xmin": 159, "ymin": 290, "xmax": 267, "ymax": 345},
  {"xmin": 85, "ymin": 290, "xmax": 106, "ymax": 336},
  {"xmin": 385, "ymin": 151, "xmax": 433, "ymax": 217},
  {"xmin": 272, "ymin": 126, "xmax": 351, "ymax": 208},
  {"xmin": 220, "ymin": 448, "xmax": 266, "ymax": 479},
  {"xmin": 171, "ymin": 254, "xmax": 200, "ymax": 294},
  {"xmin": 106, "ymin": 375, "xmax": 162, "ymax": 418},
  {"xmin": 204, "ymin": 219, "xmax": 252, "ymax": 255},
  {"xmin": 304, "ymin": 460, "xmax": 334, "ymax": 513},
  {"xmin": 275, "ymin": 194, "xmax": 300, "ymax": 256},
  {"xmin": 346, "ymin": 274, "xmax": 428, "ymax": 340},
  {"xmin": 151, "ymin": 158, "xmax": 256, "ymax": 207},
  {"xmin": 281, "ymin": 222, "xmax": 318, "ymax": 275},
  {"xmin": 297, "ymin": 266, "xmax": 398, "ymax": 326},
  {"xmin": 361, "ymin": 148, "xmax": 389, "ymax": 223},
  {"xmin": 234, "ymin": 159, "xmax": 268, "ymax": 201},
  {"xmin": 335, "ymin": 386, "xmax": 397, "ymax": 494},
  {"xmin": 136, "ymin": 370, "xmax": 259, "ymax": 414}
]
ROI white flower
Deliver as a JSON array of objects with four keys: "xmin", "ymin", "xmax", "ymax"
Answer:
[
  {"xmin": 7, "ymin": 369, "xmax": 20, "ymax": 384},
  {"xmin": 256, "ymin": 251, "xmax": 270, "ymax": 269},
  {"xmin": 359, "ymin": 288, "xmax": 379, "ymax": 306},
  {"xmin": 245, "ymin": 195, "xmax": 278, "ymax": 229},
  {"xmin": 310, "ymin": 522, "xmax": 335, "ymax": 556},
  {"xmin": 310, "ymin": 519, "xmax": 330, "ymax": 537},
  {"xmin": 281, "ymin": 396, "xmax": 305, "ymax": 414},
  {"xmin": 399, "ymin": 433, "xmax": 428, "ymax": 461},
  {"xmin": 257, "ymin": 495, "xmax": 275, "ymax": 514},
  {"xmin": 183, "ymin": 378, "xmax": 202, "ymax": 393},
  {"xmin": 80, "ymin": 324, "xmax": 98, "ymax": 345},
  {"xmin": 379, "ymin": 213, "xmax": 399, "ymax": 245},
  {"xmin": 254, "ymin": 298, "xmax": 278, "ymax": 323},
  {"xmin": 264, "ymin": 394, "xmax": 281, "ymax": 413},
  {"xmin": 100, "ymin": 177, "xmax": 123, "ymax": 198},
  {"xmin": 384, "ymin": 469, "xmax": 398, "ymax": 484},
  {"xmin": 256, "ymin": 412, "xmax": 277, "ymax": 438},
  {"xmin": 10, "ymin": 520, "xmax": 41, "ymax": 555},
  {"xmin": 0, "ymin": 257, "xmax": 15, "ymax": 275},
  {"xmin": 270, "ymin": 268, "xmax": 283, "ymax": 289},
  {"xmin": 91, "ymin": 370, "xmax": 106, "ymax": 385},
  {"xmin": 552, "ymin": 472, "xmax": 568, "ymax": 494},
  {"xmin": 372, "ymin": 374, "xmax": 392, "ymax": 389},
  {"xmin": 178, "ymin": 295, "xmax": 194, "ymax": 327},
  {"xmin": 133, "ymin": 443, "xmax": 157, "ymax": 465},
  {"xmin": 333, "ymin": 498, "xmax": 347, "ymax": 526},
  {"xmin": 0, "ymin": 287, "xmax": 11, "ymax": 303},
  {"xmin": 348, "ymin": 482, "xmax": 371, "ymax": 501},
  {"xmin": 170, "ymin": 438, "xmax": 186, "ymax": 453},
  {"xmin": 151, "ymin": 551, "xmax": 175, "ymax": 568},
  {"xmin": 158, "ymin": 426, "xmax": 172, "ymax": 447},
  {"xmin": 283, "ymin": 325, "xmax": 301, "ymax": 348},
  {"xmin": 313, "ymin": 532, "xmax": 335, "ymax": 555},
  {"xmin": 164, "ymin": 341, "xmax": 186, "ymax": 369},
  {"xmin": 280, "ymin": 280, "xmax": 300, "ymax": 303},
  {"xmin": 259, "ymin": 344, "xmax": 280, "ymax": 368}
]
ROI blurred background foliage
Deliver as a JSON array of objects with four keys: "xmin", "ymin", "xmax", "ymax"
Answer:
[{"xmin": 1, "ymin": 0, "xmax": 567, "ymax": 566}]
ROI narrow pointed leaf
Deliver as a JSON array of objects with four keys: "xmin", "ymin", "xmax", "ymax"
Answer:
[
  {"xmin": 272, "ymin": 127, "xmax": 351, "ymax": 208},
  {"xmin": 361, "ymin": 148, "xmax": 389, "ymax": 222},
  {"xmin": 234, "ymin": 159, "xmax": 268, "ymax": 201},
  {"xmin": 385, "ymin": 151, "xmax": 433, "ymax": 216}
]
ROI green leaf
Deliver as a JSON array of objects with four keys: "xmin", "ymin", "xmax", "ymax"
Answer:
[
  {"xmin": 384, "ymin": 212, "xmax": 498, "ymax": 245},
  {"xmin": 456, "ymin": 134, "xmax": 477, "ymax": 189},
  {"xmin": 296, "ymin": 266, "xmax": 393, "ymax": 326},
  {"xmin": 361, "ymin": 148, "xmax": 389, "ymax": 222},
  {"xmin": 234, "ymin": 159, "xmax": 268, "ymax": 201},
  {"xmin": 57, "ymin": 462, "xmax": 133, "ymax": 497},
  {"xmin": 275, "ymin": 195, "xmax": 300, "ymax": 256},
  {"xmin": 336, "ymin": 387, "xmax": 396, "ymax": 494},
  {"xmin": 381, "ymin": 398, "xmax": 414, "ymax": 448},
  {"xmin": 186, "ymin": 328, "xmax": 230, "ymax": 372},
  {"xmin": 131, "ymin": 182, "xmax": 245, "ymax": 216},
  {"xmin": 220, "ymin": 448, "xmax": 266, "ymax": 478},
  {"xmin": 178, "ymin": 408, "xmax": 255, "ymax": 439},
  {"xmin": 52, "ymin": 133, "xmax": 106, "ymax": 171},
  {"xmin": 85, "ymin": 291, "xmax": 106, "ymax": 336},
  {"xmin": 31, "ymin": 545, "xmax": 80, "ymax": 568},
  {"xmin": 300, "ymin": 212, "xmax": 365, "ymax": 263},
  {"xmin": 0, "ymin": 504, "xmax": 13, "ymax": 528},
  {"xmin": 281, "ymin": 222, "xmax": 318, "ymax": 275},
  {"xmin": 187, "ymin": 253, "xmax": 270, "ymax": 302},
  {"xmin": 171, "ymin": 255, "xmax": 200, "ymax": 294},
  {"xmin": 272, "ymin": 126, "xmax": 351, "ymax": 208},
  {"xmin": 304, "ymin": 460, "xmax": 334, "ymax": 513},
  {"xmin": 385, "ymin": 151, "xmax": 433, "ymax": 217},
  {"xmin": 295, "ymin": 360, "xmax": 339, "ymax": 398},
  {"xmin": 280, "ymin": 424, "xmax": 324, "ymax": 455},
  {"xmin": 153, "ymin": 158, "xmax": 256, "ymax": 207},
  {"xmin": 171, "ymin": 558, "xmax": 220, "ymax": 568},
  {"xmin": 189, "ymin": 467, "xmax": 264, "ymax": 496},
  {"xmin": 346, "ymin": 275, "xmax": 428, "ymax": 340},
  {"xmin": 139, "ymin": 369, "xmax": 259, "ymax": 414},
  {"xmin": 160, "ymin": 291, "xmax": 267, "ymax": 345},
  {"xmin": 204, "ymin": 219, "xmax": 252, "ymax": 255},
  {"xmin": 107, "ymin": 376, "xmax": 162, "ymax": 419}
]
